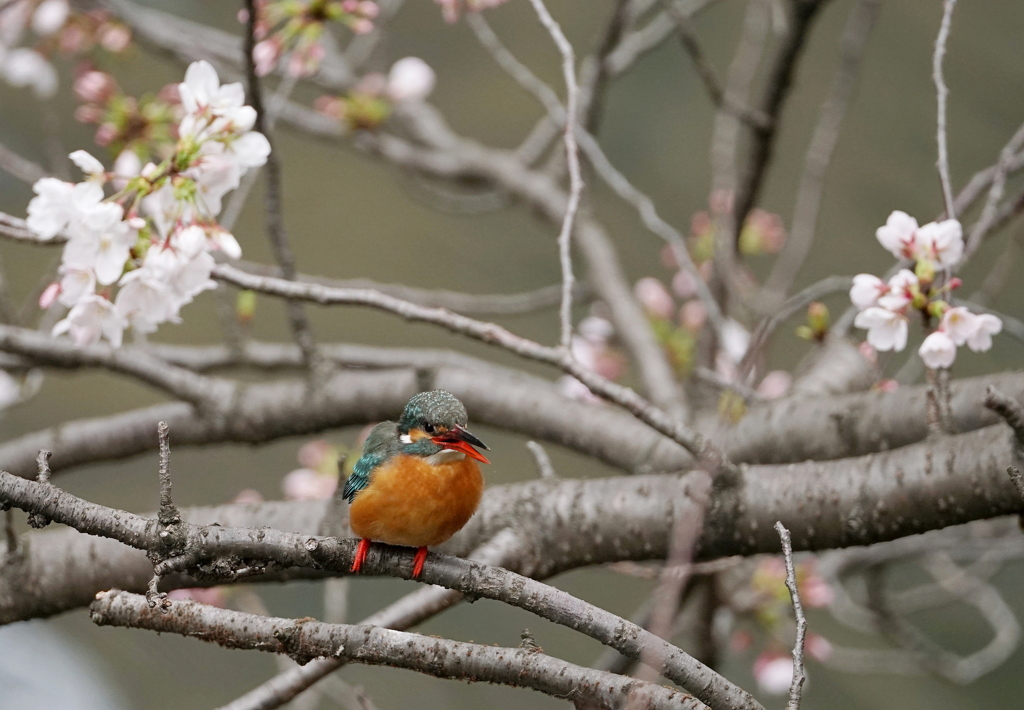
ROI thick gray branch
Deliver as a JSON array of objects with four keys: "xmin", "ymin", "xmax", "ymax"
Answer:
[{"xmin": 90, "ymin": 591, "xmax": 705, "ymax": 710}]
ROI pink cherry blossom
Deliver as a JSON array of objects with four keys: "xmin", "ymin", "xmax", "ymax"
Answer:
[
  {"xmin": 919, "ymin": 331, "xmax": 956, "ymax": 369},
  {"xmin": 940, "ymin": 306, "xmax": 978, "ymax": 346},
  {"xmin": 634, "ymin": 277, "xmax": 674, "ymax": 319},
  {"xmin": 282, "ymin": 468, "xmax": 337, "ymax": 500},
  {"xmin": 31, "ymin": 0, "xmax": 69, "ymax": 36},
  {"xmin": 56, "ymin": 264, "xmax": 96, "ymax": 307},
  {"xmin": 854, "ymin": 307, "xmax": 908, "ymax": 352},
  {"xmin": 875, "ymin": 210, "xmax": 918, "ymax": 260},
  {"xmin": 115, "ymin": 270, "xmax": 179, "ymax": 333},
  {"xmin": 849, "ymin": 273, "xmax": 886, "ymax": 310},
  {"xmin": 966, "ymin": 313, "xmax": 1002, "ymax": 352},
  {"xmin": 52, "ymin": 294, "xmax": 125, "ymax": 347},
  {"xmin": 877, "ymin": 269, "xmax": 918, "ymax": 312},
  {"xmin": 753, "ymin": 653, "xmax": 793, "ymax": 696},
  {"xmin": 915, "ymin": 219, "xmax": 963, "ymax": 267},
  {"xmin": 757, "ymin": 371, "xmax": 792, "ymax": 400},
  {"xmin": 387, "ymin": 57, "xmax": 436, "ymax": 103},
  {"xmin": 26, "ymin": 178, "xmax": 76, "ymax": 238}
]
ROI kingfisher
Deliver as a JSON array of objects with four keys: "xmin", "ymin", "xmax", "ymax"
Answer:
[{"xmin": 342, "ymin": 390, "xmax": 490, "ymax": 579}]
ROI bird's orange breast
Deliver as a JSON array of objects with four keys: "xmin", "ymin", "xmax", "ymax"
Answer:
[{"xmin": 348, "ymin": 453, "xmax": 484, "ymax": 548}]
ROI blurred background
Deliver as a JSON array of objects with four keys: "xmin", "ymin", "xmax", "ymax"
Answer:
[{"xmin": 0, "ymin": 0, "xmax": 1023, "ymax": 708}]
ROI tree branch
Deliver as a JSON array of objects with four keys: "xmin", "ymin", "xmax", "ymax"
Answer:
[{"xmin": 90, "ymin": 591, "xmax": 706, "ymax": 710}]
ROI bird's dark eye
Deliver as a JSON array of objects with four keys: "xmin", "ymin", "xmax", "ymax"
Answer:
[{"xmin": 424, "ymin": 423, "xmax": 435, "ymax": 434}]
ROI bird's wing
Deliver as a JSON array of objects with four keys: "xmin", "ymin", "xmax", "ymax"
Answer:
[{"xmin": 343, "ymin": 421, "xmax": 399, "ymax": 503}]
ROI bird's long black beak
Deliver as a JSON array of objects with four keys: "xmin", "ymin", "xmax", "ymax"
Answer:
[
  {"xmin": 433, "ymin": 425, "xmax": 490, "ymax": 464},
  {"xmin": 451, "ymin": 425, "xmax": 488, "ymax": 450}
]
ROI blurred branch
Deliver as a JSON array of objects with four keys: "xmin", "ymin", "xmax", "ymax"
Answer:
[
  {"xmin": 231, "ymin": 258, "xmax": 582, "ymax": 315},
  {"xmin": 0, "ymin": 141, "xmax": 47, "ymax": 184},
  {"xmin": 933, "ymin": 0, "xmax": 958, "ymax": 218},
  {"xmin": 660, "ymin": 0, "xmax": 770, "ymax": 128},
  {"xmin": 243, "ymin": 0, "xmax": 319, "ymax": 370},
  {"xmin": 525, "ymin": 0, "xmax": 583, "ymax": 350},
  {"xmin": 731, "ymin": 0, "xmax": 831, "ymax": 248},
  {"xmin": 762, "ymin": 0, "xmax": 879, "ymax": 306},
  {"xmin": 211, "ymin": 263, "xmax": 735, "ymax": 475}
]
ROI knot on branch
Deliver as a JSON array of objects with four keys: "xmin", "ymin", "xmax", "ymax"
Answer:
[{"xmin": 26, "ymin": 450, "xmax": 52, "ymax": 529}]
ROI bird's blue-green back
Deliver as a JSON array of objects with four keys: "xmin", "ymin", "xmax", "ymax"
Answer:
[{"xmin": 343, "ymin": 421, "xmax": 400, "ymax": 503}]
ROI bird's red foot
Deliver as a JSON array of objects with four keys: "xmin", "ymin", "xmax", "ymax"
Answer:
[
  {"xmin": 411, "ymin": 547, "xmax": 429, "ymax": 579},
  {"xmin": 351, "ymin": 538, "xmax": 371, "ymax": 573}
]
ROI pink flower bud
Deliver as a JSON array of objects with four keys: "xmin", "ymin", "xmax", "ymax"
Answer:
[
  {"xmin": 282, "ymin": 468, "xmax": 337, "ymax": 500},
  {"xmin": 876, "ymin": 379, "xmax": 899, "ymax": 393},
  {"xmin": 671, "ymin": 269, "xmax": 697, "ymax": 299},
  {"xmin": 39, "ymin": 282, "xmax": 61, "ymax": 309},
  {"xmin": 753, "ymin": 653, "xmax": 793, "ymax": 696},
  {"xmin": 634, "ymin": 277, "xmax": 674, "ymax": 319},
  {"xmin": 94, "ymin": 122, "xmax": 118, "ymax": 146},
  {"xmin": 233, "ymin": 488, "xmax": 264, "ymax": 504},
  {"xmin": 252, "ymin": 38, "xmax": 280, "ymax": 77},
  {"xmin": 387, "ymin": 57, "xmax": 436, "ymax": 103},
  {"xmin": 359, "ymin": 1, "xmax": 380, "ymax": 19},
  {"xmin": 97, "ymin": 23, "xmax": 132, "ymax": 53},
  {"xmin": 805, "ymin": 633, "xmax": 833, "ymax": 662},
  {"xmin": 167, "ymin": 587, "xmax": 226, "ymax": 607},
  {"xmin": 74, "ymin": 105, "xmax": 104, "ymax": 124},
  {"xmin": 756, "ymin": 371, "xmax": 792, "ymax": 400},
  {"xmin": 679, "ymin": 300, "xmax": 706, "ymax": 332},
  {"xmin": 349, "ymin": 17, "xmax": 374, "ymax": 34},
  {"xmin": 298, "ymin": 439, "xmax": 334, "ymax": 469}
]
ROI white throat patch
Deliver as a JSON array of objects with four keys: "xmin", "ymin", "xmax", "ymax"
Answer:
[
  {"xmin": 426, "ymin": 449, "xmax": 466, "ymax": 465},
  {"xmin": 399, "ymin": 433, "xmax": 413, "ymax": 444}
]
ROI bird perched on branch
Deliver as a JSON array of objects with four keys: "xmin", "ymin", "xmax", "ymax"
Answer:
[{"xmin": 343, "ymin": 390, "xmax": 490, "ymax": 579}]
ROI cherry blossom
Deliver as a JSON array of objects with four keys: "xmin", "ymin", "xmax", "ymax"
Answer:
[
  {"xmin": 753, "ymin": 653, "xmax": 793, "ymax": 696},
  {"xmin": 877, "ymin": 269, "xmax": 918, "ymax": 311},
  {"xmin": 919, "ymin": 330, "xmax": 957, "ymax": 369},
  {"xmin": 852, "ymin": 209, "xmax": 998, "ymax": 368},
  {"xmin": 915, "ymin": 219, "xmax": 963, "ymax": 268},
  {"xmin": 31, "ymin": 60, "xmax": 267, "ymax": 348},
  {"xmin": 387, "ymin": 57, "xmax": 436, "ymax": 103},
  {"xmin": 966, "ymin": 313, "xmax": 1002, "ymax": 352},
  {"xmin": 849, "ymin": 273, "xmax": 886, "ymax": 310},
  {"xmin": 634, "ymin": 277, "xmax": 674, "ymax": 319},
  {"xmin": 31, "ymin": 0, "xmax": 69, "ymax": 36},
  {"xmin": 2, "ymin": 48, "xmax": 58, "ymax": 98},
  {"xmin": 940, "ymin": 306, "xmax": 977, "ymax": 346},
  {"xmin": 52, "ymin": 295, "xmax": 125, "ymax": 348},
  {"xmin": 854, "ymin": 307, "xmax": 908, "ymax": 352},
  {"xmin": 875, "ymin": 210, "xmax": 918, "ymax": 260}
]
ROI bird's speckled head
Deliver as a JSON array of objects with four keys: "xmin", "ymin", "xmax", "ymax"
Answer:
[
  {"xmin": 398, "ymin": 390, "xmax": 469, "ymax": 435},
  {"xmin": 397, "ymin": 390, "xmax": 489, "ymax": 463}
]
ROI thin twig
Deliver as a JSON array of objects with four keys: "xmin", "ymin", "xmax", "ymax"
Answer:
[
  {"xmin": 243, "ymin": 0, "xmax": 319, "ymax": 369},
  {"xmin": 775, "ymin": 521, "xmax": 807, "ymax": 710},
  {"xmin": 525, "ymin": 441, "xmax": 557, "ymax": 479},
  {"xmin": 211, "ymin": 263, "xmax": 736, "ymax": 476},
  {"xmin": 933, "ymin": 0, "xmax": 958, "ymax": 219},
  {"xmin": 526, "ymin": 0, "xmax": 584, "ymax": 349},
  {"xmin": 762, "ymin": 0, "xmax": 879, "ymax": 304},
  {"xmin": 983, "ymin": 385, "xmax": 1024, "ymax": 449},
  {"xmin": 660, "ymin": 0, "xmax": 769, "ymax": 128},
  {"xmin": 964, "ymin": 119, "xmax": 1024, "ymax": 259},
  {"xmin": 465, "ymin": 10, "xmax": 724, "ymax": 339}
]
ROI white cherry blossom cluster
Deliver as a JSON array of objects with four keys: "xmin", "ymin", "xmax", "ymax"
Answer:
[
  {"xmin": 28, "ymin": 61, "xmax": 269, "ymax": 347},
  {"xmin": 850, "ymin": 211, "xmax": 1001, "ymax": 369}
]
